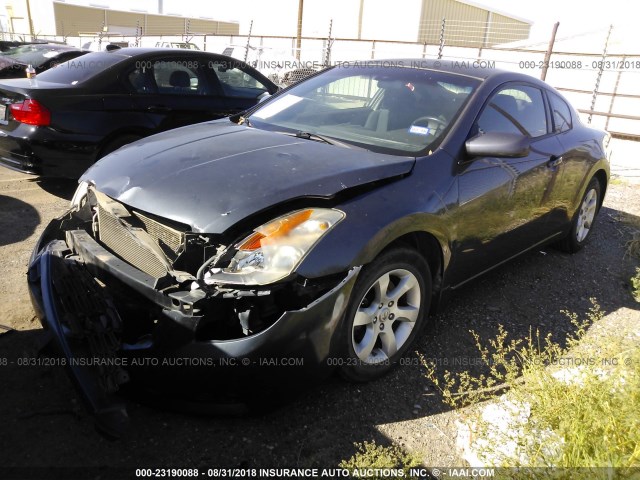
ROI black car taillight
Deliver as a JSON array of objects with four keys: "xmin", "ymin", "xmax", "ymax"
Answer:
[{"xmin": 10, "ymin": 99, "xmax": 51, "ymax": 126}]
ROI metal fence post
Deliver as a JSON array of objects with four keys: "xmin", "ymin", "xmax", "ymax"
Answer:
[
  {"xmin": 437, "ymin": 17, "xmax": 446, "ymax": 59},
  {"xmin": 606, "ymin": 54, "xmax": 625, "ymax": 131},
  {"xmin": 98, "ymin": 21, "xmax": 105, "ymax": 50},
  {"xmin": 324, "ymin": 19, "xmax": 333, "ymax": 67},
  {"xmin": 589, "ymin": 25, "xmax": 613, "ymax": 124},
  {"xmin": 296, "ymin": 0, "xmax": 304, "ymax": 60},
  {"xmin": 540, "ymin": 22, "xmax": 559, "ymax": 81},
  {"xmin": 244, "ymin": 20, "xmax": 253, "ymax": 63},
  {"xmin": 134, "ymin": 21, "xmax": 141, "ymax": 47}
]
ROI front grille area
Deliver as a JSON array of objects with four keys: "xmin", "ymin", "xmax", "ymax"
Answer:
[
  {"xmin": 97, "ymin": 204, "xmax": 169, "ymax": 278},
  {"xmin": 93, "ymin": 191, "xmax": 186, "ymax": 279}
]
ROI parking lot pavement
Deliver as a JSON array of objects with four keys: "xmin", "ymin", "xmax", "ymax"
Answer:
[{"xmin": 0, "ymin": 170, "xmax": 76, "ymax": 330}]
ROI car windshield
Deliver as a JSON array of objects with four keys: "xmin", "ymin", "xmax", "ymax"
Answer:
[
  {"xmin": 249, "ymin": 64, "xmax": 480, "ymax": 155},
  {"xmin": 35, "ymin": 52, "xmax": 127, "ymax": 84},
  {"xmin": 1, "ymin": 45, "xmax": 71, "ymax": 68}
]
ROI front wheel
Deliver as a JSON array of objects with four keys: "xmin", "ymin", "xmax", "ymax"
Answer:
[
  {"xmin": 557, "ymin": 177, "xmax": 602, "ymax": 253},
  {"xmin": 340, "ymin": 248, "xmax": 431, "ymax": 382}
]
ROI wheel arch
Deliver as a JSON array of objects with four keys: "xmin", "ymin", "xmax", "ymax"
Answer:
[
  {"xmin": 358, "ymin": 228, "xmax": 447, "ymax": 314},
  {"xmin": 97, "ymin": 129, "xmax": 150, "ymax": 160},
  {"xmin": 592, "ymin": 168, "xmax": 608, "ymax": 209}
]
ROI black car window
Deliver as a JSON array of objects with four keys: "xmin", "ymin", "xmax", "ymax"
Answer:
[
  {"xmin": 548, "ymin": 91, "xmax": 572, "ymax": 133},
  {"xmin": 477, "ymin": 85, "xmax": 548, "ymax": 138},
  {"xmin": 154, "ymin": 61, "xmax": 202, "ymax": 95},
  {"xmin": 127, "ymin": 60, "xmax": 210, "ymax": 95},
  {"xmin": 210, "ymin": 61, "xmax": 268, "ymax": 98},
  {"xmin": 36, "ymin": 52, "xmax": 127, "ymax": 84},
  {"xmin": 127, "ymin": 68, "xmax": 158, "ymax": 94}
]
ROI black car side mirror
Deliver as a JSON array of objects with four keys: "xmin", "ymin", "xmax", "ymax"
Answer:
[{"xmin": 465, "ymin": 132, "xmax": 530, "ymax": 158}]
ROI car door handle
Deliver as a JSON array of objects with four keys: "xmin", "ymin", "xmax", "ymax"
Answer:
[
  {"xmin": 146, "ymin": 105, "xmax": 172, "ymax": 113},
  {"xmin": 547, "ymin": 156, "xmax": 563, "ymax": 168}
]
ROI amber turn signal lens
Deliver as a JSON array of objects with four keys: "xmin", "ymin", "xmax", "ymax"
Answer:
[
  {"xmin": 237, "ymin": 232, "xmax": 265, "ymax": 251},
  {"xmin": 237, "ymin": 209, "xmax": 313, "ymax": 251}
]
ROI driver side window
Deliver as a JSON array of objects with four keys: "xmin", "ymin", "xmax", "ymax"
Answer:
[
  {"xmin": 477, "ymin": 85, "xmax": 548, "ymax": 138},
  {"xmin": 210, "ymin": 61, "xmax": 268, "ymax": 98}
]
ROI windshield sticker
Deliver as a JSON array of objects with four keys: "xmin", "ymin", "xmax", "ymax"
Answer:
[
  {"xmin": 252, "ymin": 94, "xmax": 303, "ymax": 119},
  {"xmin": 408, "ymin": 125, "xmax": 430, "ymax": 136}
]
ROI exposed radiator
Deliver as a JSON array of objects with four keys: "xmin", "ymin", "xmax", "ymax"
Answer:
[{"xmin": 94, "ymin": 191, "xmax": 185, "ymax": 279}]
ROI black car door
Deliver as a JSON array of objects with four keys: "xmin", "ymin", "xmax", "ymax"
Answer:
[
  {"xmin": 450, "ymin": 82, "xmax": 567, "ymax": 285},
  {"xmin": 542, "ymin": 89, "xmax": 591, "ymax": 234},
  {"xmin": 126, "ymin": 55, "xmax": 228, "ymax": 132}
]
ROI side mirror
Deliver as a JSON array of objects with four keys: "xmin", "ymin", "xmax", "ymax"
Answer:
[{"xmin": 465, "ymin": 132, "xmax": 530, "ymax": 158}]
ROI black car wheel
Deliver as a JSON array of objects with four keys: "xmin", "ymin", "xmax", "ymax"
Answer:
[
  {"xmin": 557, "ymin": 177, "xmax": 602, "ymax": 253},
  {"xmin": 340, "ymin": 247, "xmax": 431, "ymax": 382}
]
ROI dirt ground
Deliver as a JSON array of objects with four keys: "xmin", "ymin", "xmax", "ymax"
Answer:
[{"xmin": 0, "ymin": 162, "xmax": 639, "ymax": 478}]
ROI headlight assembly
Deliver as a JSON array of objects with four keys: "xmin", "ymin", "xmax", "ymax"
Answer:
[
  {"xmin": 203, "ymin": 208, "xmax": 345, "ymax": 286},
  {"xmin": 70, "ymin": 180, "xmax": 90, "ymax": 211}
]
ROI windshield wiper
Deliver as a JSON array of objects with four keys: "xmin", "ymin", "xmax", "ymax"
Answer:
[
  {"xmin": 237, "ymin": 116, "xmax": 252, "ymax": 127},
  {"xmin": 294, "ymin": 131, "xmax": 335, "ymax": 144},
  {"xmin": 281, "ymin": 131, "xmax": 356, "ymax": 149}
]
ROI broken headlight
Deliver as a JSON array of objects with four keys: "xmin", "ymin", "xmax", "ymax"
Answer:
[
  {"xmin": 70, "ymin": 180, "xmax": 90, "ymax": 211},
  {"xmin": 203, "ymin": 208, "xmax": 344, "ymax": 286}
]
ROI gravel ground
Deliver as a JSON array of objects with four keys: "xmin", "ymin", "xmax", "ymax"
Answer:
[{"xmin": 0, "ymin": 163, "xmax": 638, "ymax": 477}]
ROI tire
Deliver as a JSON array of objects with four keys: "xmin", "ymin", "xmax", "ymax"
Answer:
[
  {"xmin": 99, "ymin": 134, "xmax": 142, "ymax": 159},
  {"xmin": 557, "ymin": 177, "xmax": 602, "ymax": 253},
  {"xmin": 339, "ymin": 247, "xmax": 431, "ymax": 382}
]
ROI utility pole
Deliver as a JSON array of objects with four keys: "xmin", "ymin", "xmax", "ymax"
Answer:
[
  {"xmin": 357, "ymin": 0, "xmax": 364, "ymax": 40},
  {"xmin": 540, "ymin": 22, "xmax": 559, "ymax": 81},
  {"xmin": 296, "ymin": 0, "xmax": 303, "ymax": 60},
  {"xmin": 25, "ymin": 0, "xmax": 35, "ymax": 38}
]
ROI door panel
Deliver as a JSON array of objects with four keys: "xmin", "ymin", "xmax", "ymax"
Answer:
[
  {"xmin": 544, "ymin": 91, "xmax": 592, "ymax": 233},
  {"xmin": 126, "ymin": 57, "xmax": 229, "ymax": 132},
  {"xmin": 450, "ymin": 83, "xmax": 566, "ymax": 286}
]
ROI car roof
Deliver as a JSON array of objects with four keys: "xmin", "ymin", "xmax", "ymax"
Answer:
[
  {"xmin": 341, "ymin": 58, "xmax": 536, "ymax": 80},
  {"xmin": 111, "ymin": 47, "xmax": 222, "ymax": 57},
  {"xmin": 337, "ymin": 58, "xmax": 552, "ymax": 88}
]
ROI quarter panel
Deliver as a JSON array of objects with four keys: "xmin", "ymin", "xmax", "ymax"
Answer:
[{"xmin": 295, "ymin": 151, "xmax": 456, "ymax": 279}]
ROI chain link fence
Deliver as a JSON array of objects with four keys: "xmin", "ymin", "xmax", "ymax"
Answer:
[{"xmin": 2, "ymin": 19, "xmax": 638, "ymax": 139}]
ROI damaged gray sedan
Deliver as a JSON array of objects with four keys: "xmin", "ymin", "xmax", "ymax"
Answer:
[{"xmin": 28, "ymin": 60, "xmax": 609, "ymax": 436}]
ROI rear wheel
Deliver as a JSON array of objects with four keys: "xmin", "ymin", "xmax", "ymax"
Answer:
[
  {"xmin": 557, "ymin": 177, "xmax": 602, "ymax": 253},
  {"xmin": 340, "ymin": 248, "xmax": 431, "ymax": 382}
]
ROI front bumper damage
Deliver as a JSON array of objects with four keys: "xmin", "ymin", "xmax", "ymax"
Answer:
[{"xmin": 28, "ymin": 216, "xmax": 360, "ymax": 436}]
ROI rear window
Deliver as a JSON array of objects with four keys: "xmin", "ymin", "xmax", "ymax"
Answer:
[{"xmin": 36, "ymin": 52, "xmax": 126, "ymax": 84}]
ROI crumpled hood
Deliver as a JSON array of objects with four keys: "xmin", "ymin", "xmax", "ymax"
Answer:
[{"xmin": 81, "ymin": 121, "xmax": 415, "ymax": 233}]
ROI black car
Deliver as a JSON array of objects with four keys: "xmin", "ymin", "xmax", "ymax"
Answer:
[
  {"xmin": 28, "ymin": 60, "xmax": 609, "ymax": 435},
  {"xmin": 0, "ymin": 48, "xmax": 278, "ymax": 177},
  {"xmin": 0, "ymin": 40, "xmax": 62, "ymax": 52},
  {"xmin": 0, "ymin": 43, "xmax": 86, "ymax": 79}
]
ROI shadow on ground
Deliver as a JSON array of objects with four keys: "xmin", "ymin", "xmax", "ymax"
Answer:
[
  {"xmin": 0, "ymin": 195, "xmax": 40, "ymax": 247},
  {"xmin": 30, "ymin": 177, "xmax": 78, "ymax": 202}
]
